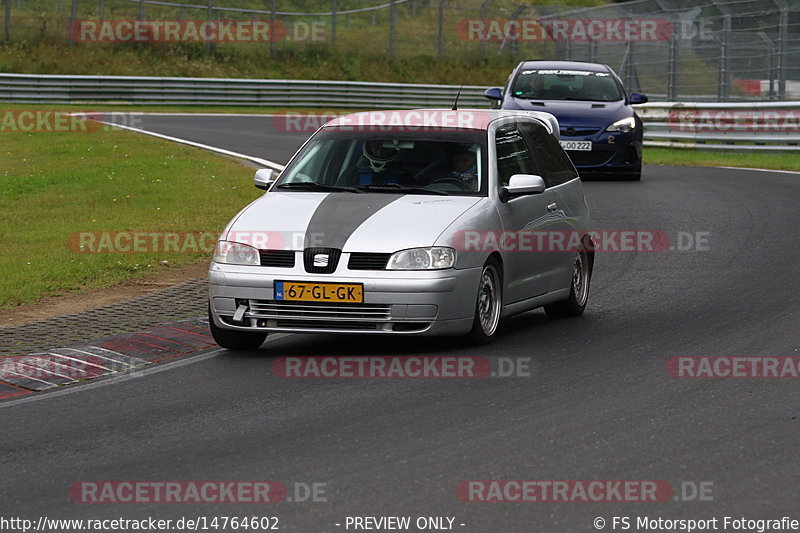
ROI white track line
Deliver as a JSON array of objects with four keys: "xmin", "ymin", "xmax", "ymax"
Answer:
[
  {"xmin": 717, "ymin": 166, "xmax": 800, "ymax": 175},
  {"xmin": 100, "ymin": 120, "xmax": 285, "ymax": 172},
  {"xmin": 0, "ymin": 348, "xmax": 227, "ymax": 409},
  {"xmin": 0, "ymin": 333, "xmax": 290, "ymax": 409}
]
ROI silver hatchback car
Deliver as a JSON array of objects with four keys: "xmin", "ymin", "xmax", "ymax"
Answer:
[{"xmin": 209, "ymin": 109, "xmax": 593, "ymax": 348}]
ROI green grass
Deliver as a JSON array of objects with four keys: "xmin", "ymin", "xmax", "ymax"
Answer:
[
  {"xmin": 644, "ymin": 148, "xmax": 800, "ymax": 172},
  {"xmin": 0, "ymin": 40, "xmax": 525, "ymax": 86},
  {"xmin": 0, "ymin": 0, "xmax": 604, "ymax": 85},
  {"xmin": 0, "ymin": 127, "xmax": 261, "ymax": 309}
]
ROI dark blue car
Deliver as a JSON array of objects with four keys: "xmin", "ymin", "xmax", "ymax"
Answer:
[{"xmin": 485, "ymin": 61, "xmax": 648, "ymax": 180}]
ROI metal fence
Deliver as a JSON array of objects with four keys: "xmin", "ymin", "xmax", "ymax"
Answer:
[
  {"xmin": 2, "ymin": 0, "xmax": 799, "ymax": 102},
  {"xmin": 0, "ymin": 72, "xmax": 489, "ymax": 107},
  {"xmin": 533, "ymin": 0, "xmax": 800, "ymax": 102},
  {"xmin": 2, "ymin": 72, "xmax": 798, "ymax": 150}
]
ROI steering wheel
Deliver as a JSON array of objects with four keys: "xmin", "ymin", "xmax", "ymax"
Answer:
[{"xmin": 429, "ymin": 177, "xmax": 473, "ymax": 191}]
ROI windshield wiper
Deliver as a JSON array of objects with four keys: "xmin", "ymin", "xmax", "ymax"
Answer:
[
  {"xmin": 276, "ymin": 182, "xmax": 361, "ymax": 193},
  {"xmin": 356, "ymin": 183, "xmax": 449, "ymax": 196}
]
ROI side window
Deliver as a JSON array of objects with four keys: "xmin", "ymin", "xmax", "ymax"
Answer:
[
  {"xmin": 494, "ymin": 124, "xmax": 536, "ymax": 186},
  {"xmin": 521, "ymin": 122, "xmax": 578, "ymax": 187}
]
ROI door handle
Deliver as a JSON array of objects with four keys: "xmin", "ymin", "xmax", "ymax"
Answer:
[{"xmin": 547, "ymin": 202, "xmax": 558, "ymax": 212}]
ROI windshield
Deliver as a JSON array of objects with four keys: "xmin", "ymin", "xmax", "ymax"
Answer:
[
  {"xmin": 276, "ymin": 128, "xmax": 488, "ymax": 196},
  {"xmin": 512, "ymin": 68, "xmax": 623, "ymax": 102}
]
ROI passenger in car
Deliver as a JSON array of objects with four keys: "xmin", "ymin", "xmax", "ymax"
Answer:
[
  {"xmin": 580, "ymin": 75, "xmax": 608, "ymax": 101},
  {"xmin": 448, "ymin": 147, "xmax": 479, "ymax": 190}
]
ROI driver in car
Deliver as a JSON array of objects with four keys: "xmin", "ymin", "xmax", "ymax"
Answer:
[{"xmin": 340, "ymin": 140, "xmax": 411, "ymax": 186}]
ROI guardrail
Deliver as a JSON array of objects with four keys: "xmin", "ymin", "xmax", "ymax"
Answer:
[
  {"xmin": 636, "ymin": 101, "xmax": 800, "ymax": 151},
  {"xmin": 1, "ymin": 73, "xmax": 798, "ymax": 150},
  {"xmin": 0, "ymin": 73, "xmax": 487, "ymax": 109}
]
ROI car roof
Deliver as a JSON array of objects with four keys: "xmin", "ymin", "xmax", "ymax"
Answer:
[
  {"xmin": 517, "ymin": 60, "xmax": 610, "ymax": 73},
  {"xmin": 323, "ymin": 109, "xmax": 559, "ymax": 135}
]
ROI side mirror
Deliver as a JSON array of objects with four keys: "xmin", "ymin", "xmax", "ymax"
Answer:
[
  {"xmin": 629, "ymin": 92, "xmax": 649, "ymax": 105},
  {"xmin": 483, "ymin": 87, "xmax": 503, "ymax": 101},
  {"xmin": 500, "ymin": 174, "xmax": 546, "ymax": 202},
  {"xmin": 254, "ymin": 168, "xmax": 275, "ymax": 190}
]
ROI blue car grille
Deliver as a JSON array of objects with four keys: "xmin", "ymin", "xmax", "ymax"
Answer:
[
  {"xmin": 568, "ymin": 151, "xmax": 615, "ymax": 166},
  {"xmin": 561, "ymin": 128, "xmax": 600, "ymax": 137}
]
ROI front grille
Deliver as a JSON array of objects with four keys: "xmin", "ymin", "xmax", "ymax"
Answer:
[
  {"xmin": 248, "ymin": 300, "xmax": 392, "ymax": 321},
  {"xmin": 348, "ymin": 252, "xmax": 391, "ymax": 270},
  {"xmin": 275, "ymin": 320, "xmax": 379, "ymax": 330},
  {"xmin": 303, "ymin": 247, "xmax": 341, "ymax": 274},
  {"xmin": 259, "ymin": 250, "xmax": 295, "ymax": 267},
  {"xmin": 561, "ymin": 128, "xmax": 600, "ymax": 137},
  {"xmin": 568, "ymin": 150, "xmax": 615, "ymax": 166}
]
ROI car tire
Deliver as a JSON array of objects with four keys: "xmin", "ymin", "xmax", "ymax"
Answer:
[
  {"xmin": 467, "ymin": 258, "xmax": 503, "ymax": 345},
  {"xmin": 544, "ymin": 251, "xmax": 591, "ymax": 318},
  {"xmin": 208, "ymin": 306, "xmax": 268, "ymax": 350}
]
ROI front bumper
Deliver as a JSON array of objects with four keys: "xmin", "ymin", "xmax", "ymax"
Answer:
[
  {"xmin": 562, "ymin": 130, "xmax": 642, "ymax": 175},
  {"xmin": 208, "ymin": 262, "xmax": 481, "ymax": 336}
]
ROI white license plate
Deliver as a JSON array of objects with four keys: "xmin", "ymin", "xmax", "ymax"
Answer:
[{"xmin": 559, "ymin": 140, "xmax": 592, "ymax": 151}]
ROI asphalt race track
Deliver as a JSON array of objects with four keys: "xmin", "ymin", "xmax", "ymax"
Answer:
[{"xmin": 2, "ymin": 115, "xmax": 799, "ymax": 532}]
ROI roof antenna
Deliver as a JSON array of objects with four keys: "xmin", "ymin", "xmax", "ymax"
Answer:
[{"xmin": 451, "ymin": 67, "xmax": 471, "ymax": 111}]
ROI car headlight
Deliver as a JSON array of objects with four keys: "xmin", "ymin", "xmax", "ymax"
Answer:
[
  {"xmin": 387, "ymin": 247, "xmax": 455, "ymax": 270},
  {"xmin": 606, "ymin": 116, "xmax": 636, "ymax": 133},
  {"xmin": 213, "ymin": 241, "xmax": 260, "ymax": 266}
]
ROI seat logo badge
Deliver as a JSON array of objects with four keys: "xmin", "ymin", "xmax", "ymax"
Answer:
[{"xmin": 313, "ymin": 254, "xmax": 329, "ymax": 267}]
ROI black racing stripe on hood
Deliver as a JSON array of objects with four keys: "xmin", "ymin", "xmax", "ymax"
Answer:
[{"xmin": 304, "ymin": 194, "xmax": 405, "ymax": 249}]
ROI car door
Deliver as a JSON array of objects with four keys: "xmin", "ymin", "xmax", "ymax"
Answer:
[
  {"xmin": 520, "ymin": 120, "xmax": 584, "ymax": 293},
  {"xmin": 492, "ymin": 121, "xmax": 563, "ymax": 304}
]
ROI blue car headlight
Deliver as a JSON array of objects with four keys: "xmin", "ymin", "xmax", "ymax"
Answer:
[{"xmin": 606, "ymin": 117, "xmax": 636, "ymax": 133}]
